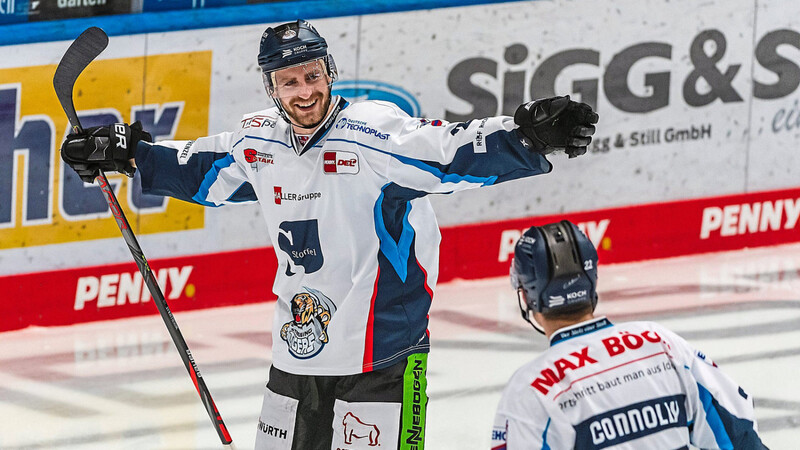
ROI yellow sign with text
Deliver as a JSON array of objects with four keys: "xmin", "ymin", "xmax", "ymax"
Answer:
[{"xmin": 0, "ymin": 51, "xmax": 211, "ymax": 249}]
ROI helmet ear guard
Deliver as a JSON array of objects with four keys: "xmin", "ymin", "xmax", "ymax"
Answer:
[
  {"xmin": 509, "ymin": 220, "xmax": 599, "ymax": 332},
  {"xmin": 327, "ymin": 54, "xmax": 338, "ymax": 84}
]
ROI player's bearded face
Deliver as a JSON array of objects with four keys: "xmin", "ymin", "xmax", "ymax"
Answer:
[{"xmin": 271, "ymin": 60, "xmax": 332, "ymax": 129}]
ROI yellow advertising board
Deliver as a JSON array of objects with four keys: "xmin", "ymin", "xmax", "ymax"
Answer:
[{"xmin": 0, "ymin": 51, "xmax": 210, "ymax": 249}]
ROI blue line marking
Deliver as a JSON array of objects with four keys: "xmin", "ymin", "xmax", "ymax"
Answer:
[{"xmin": 0, "ymin": 0, "xmax": 535, "ymax": 46}]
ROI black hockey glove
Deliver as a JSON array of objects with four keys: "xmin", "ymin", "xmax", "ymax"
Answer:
[
  {"xmin": 60, "ymin": 122, "xmax": 151, "ymax": 183},
  {"xmin": 514, "ymin": 96, "xmax": 598, "ymax": 158}
]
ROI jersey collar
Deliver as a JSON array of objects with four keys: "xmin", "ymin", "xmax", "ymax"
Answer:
[
  {"xmin": 292, "ymin": 95, "xmax": 348, "ymax": 156},
  {"xmin": 549, "ymin": 316, "xmax": 612, "ymax": 347}
]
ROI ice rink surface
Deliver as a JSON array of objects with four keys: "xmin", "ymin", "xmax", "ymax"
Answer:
[{"xmin": 1, "ymin": 243, "xmax": 799, "ymax": 449}]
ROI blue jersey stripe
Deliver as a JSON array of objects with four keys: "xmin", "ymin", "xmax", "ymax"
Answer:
[
  {"xmin": 373, "ymin": 184, "xmax": 416, "ymax": 282},
  {"xmin": 550, "ymin": 318, "xmax": 613, "ymax": 346},
  {"xmin": 391, "ymin": 151, "xmax": 498, "ymax": 186},
  {"xmin": 542, "ymin": 417, "xmax": 552, "ymax": 450},
  {"xmin": 365, "ymin": 183, "xmax": 431, "ymax": 371},
  {"xmin": 325, "ymin": 138, "xmax": 498, "ymax": 186},
  {"xmin": 192, "ymin": 153, "xmax": 237, "ymax": 206},
  {"xmin": 239, "ymin": 135, "xmax": 293, "ymax": 149},
  {"xmin": 136, "ymin": 142, "xmax": 234, "ymax": 205},
  {"xmin": 697, "ymin": 383, "xmax": 734, "ymax": 450},
  {"xmin": 225, "ymin": 181, "xmax": 257, "ymax": 203}
]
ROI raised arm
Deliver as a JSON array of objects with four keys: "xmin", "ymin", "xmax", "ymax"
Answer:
[
  {"xmin": 363, "ymin": 96, "xmax": 596, "ymax": 194},
  {"xmin": 135, "ymin": 133, "xmax": 255, "ymax": 206},
  {"xmin": 60, "ymin": 121, "xmax": 256, "ymax": 207}
]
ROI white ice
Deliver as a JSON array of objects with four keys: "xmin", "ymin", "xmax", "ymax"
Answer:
[{"xmin": 1, "ymin": 243, "xmax": 799, "ymax": 449}]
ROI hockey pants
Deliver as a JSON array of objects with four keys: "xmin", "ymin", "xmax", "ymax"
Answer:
[{"xmin": 255, "ymin": 353, "xmax": 428, "ymax": 450}]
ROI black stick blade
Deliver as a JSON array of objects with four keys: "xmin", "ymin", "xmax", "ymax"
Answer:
[{"xmin": 53, "ymin": 27, "xmax": 109, "ymax": 133}]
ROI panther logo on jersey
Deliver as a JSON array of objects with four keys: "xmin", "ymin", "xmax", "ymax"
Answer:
[{"xmin": 280, "ymin": 288, "xmax": 337, "ymax": 359}]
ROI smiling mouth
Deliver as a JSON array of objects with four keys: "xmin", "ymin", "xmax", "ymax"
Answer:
[{"xmin": 295, "ymin": 99, "xmax": 317, "ymax": 111}]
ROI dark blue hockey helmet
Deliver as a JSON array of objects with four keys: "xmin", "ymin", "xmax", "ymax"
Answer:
[
  {"xmin": 509, "ymin": 220, "xmax": 598, "ymax": 332},
  {"xmin": 258, "ymin": 20, "xmax": 338, "ymax": 95}
]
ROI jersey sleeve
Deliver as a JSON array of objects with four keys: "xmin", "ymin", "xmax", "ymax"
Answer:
[
  {"xmin": 658, "ymin": 326, "xmax": 767, "ymax": 449},
  {"xmin": 373, "ymin": 102, "xmax": 553, "ymax": 194},
  {"xmin": 491, "ymin": 413, "xmax": 558, "ymax": 450},
  {"xmin": 134, "ymin": 132, "xmax": 256, "ymax": 207},
  {"xmin": 491, "ymin": 371, "xmax": 572, "ymax": 450}
]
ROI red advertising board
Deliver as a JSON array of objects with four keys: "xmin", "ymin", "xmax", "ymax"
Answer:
[
  {"xmin": 0, "ymin": 248, "xmax": 276, "ymax": 332},
  {"xmin": 2, "ymin": 186, "xmax": 799, "ymax": 332},
  {"xmin": 440, "ymin": 186, "xmax": 800, "ymax": 281}
]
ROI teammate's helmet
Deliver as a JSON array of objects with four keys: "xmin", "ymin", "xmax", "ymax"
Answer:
[
  {"xmin": 257, "ymin": 20, "xmax": 338, "ymax": 97},
  {"xmin": 509, "ymin": 220, "xmax": 598, "ymax": 332}
]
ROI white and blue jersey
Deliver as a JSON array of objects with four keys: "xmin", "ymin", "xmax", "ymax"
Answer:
[
  {"xmin": 135, "ymin": 96, "xmax": 552, "ymax": 376},
  {"xmin": 491, "ymin": 317, "xmax": 766, "ymax": 449}
]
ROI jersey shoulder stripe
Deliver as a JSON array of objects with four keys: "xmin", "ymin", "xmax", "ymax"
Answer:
[{"xmin": 192, "ymin": 153, "xmax": 237, "ymax": 206}]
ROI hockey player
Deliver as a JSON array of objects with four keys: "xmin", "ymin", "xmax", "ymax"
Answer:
[
  {"xmin": 60, "ymin": 20, "xmax": 598, "ymax": 450},
  {"xmin": 493, "ymin": 220, "xmax": 767, "ymax": 449}
]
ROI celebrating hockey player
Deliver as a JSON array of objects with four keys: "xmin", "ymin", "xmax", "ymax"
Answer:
[
  {"xmin": 60, "ymin": 20, "xmax": 597, "ymax": 450},
  {"xmin": 493, "ymin": 220, "xmax": 767, "ymax": 449}
]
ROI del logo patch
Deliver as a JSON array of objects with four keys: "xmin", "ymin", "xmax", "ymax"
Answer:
[{"xmin": 323, "ymin": 151, "xmax": 359, "ymax": 174}]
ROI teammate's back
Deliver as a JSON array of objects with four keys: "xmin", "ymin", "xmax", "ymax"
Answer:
[
  {"xmin": 492, "ymin": 220, "xmax": 766, "ymax": 449},
  {"xmin": 493, "ymin": 318, "xmax": 764, "ymax": 449}
]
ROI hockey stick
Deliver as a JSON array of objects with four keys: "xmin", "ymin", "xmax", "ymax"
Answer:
[{"xmin": 53, "ymin": 27, "xmax": 236, "ymax": 449}]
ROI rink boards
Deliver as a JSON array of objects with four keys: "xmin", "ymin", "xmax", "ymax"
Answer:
[
  {"xmin": 1, "ymin": 186, "xmax": 798, "ymax": 331},
  {"xmin": 1, "ymin": 0, "xmax": 800, "ymax": 330}
]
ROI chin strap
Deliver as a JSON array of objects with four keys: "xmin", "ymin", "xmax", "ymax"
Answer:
[
  {"xmin": 518, "ymin": 288, "xmax": 547, "ymax": 335},
  {"xmin": 530, "ymin": 316, "xmax": 547, "ymax": 335},
  {"xmin": 272, "ymin": 97, "xmax": 296, "ymax": 127}
]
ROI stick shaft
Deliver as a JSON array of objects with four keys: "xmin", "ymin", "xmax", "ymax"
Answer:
[
  {"xmin": 53, "ymin": 26, "xmax": 235, "ymax": 447},
  {"xmin": 95, "ymin": 171, "xmax": 234, "ymax": 445}
]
